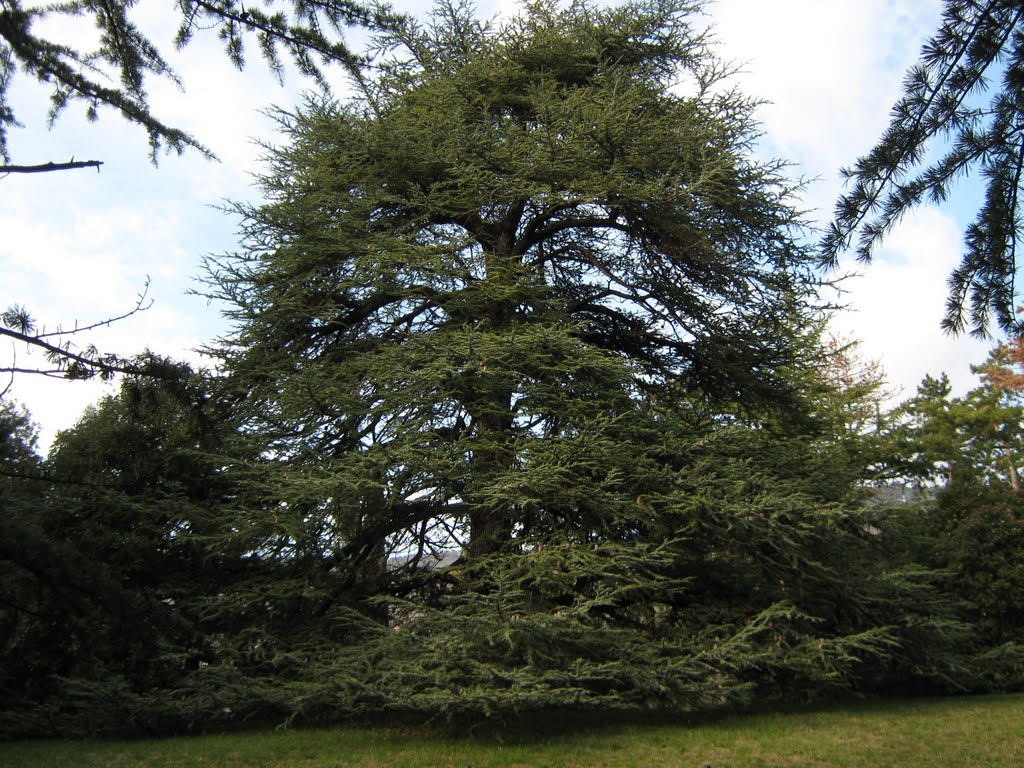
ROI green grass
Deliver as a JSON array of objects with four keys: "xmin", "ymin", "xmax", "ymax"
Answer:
[{"xmin": 3, "ymin": 694, "xmax": 1023, "ymax": 767}]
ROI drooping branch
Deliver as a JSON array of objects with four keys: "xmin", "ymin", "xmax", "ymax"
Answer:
[{"xmin": 822, "ymin": 0, "xmax": 1024, "ymax": 335}]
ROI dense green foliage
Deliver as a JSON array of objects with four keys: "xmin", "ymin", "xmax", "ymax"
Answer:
[
  {"xmin": 883, "ymin": 344, "xmax": 1024, "ymax": 664},
  {"xmin": 3, "ymin": 0, "xmax": 1024, "ymax": 740},
  {"xmin": 207, "ymin": 0, "xmax": 818, "ymax": 562},
  {"xmin": 823, "ymin": 0, "xmax": 1024, "ymax": 335},
  {"xmin": 0, "ymin": 367, "xmax": 237, "ymax": 735}
]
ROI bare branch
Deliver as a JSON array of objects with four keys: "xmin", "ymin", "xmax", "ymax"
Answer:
[
  {"xmin": 1, "ymin": 282, "xmax": 155, "ymax": 379},
  {"xmin": 0, "ymin": 159, "xmax": 103, "ymax": 174},
  {"xmin": 36, "ymin": 278, "xmax": 152, "ymax": 340},
  {"xmin": 0, "ymin": 325, "xmax": 147, "ymax": 378}
]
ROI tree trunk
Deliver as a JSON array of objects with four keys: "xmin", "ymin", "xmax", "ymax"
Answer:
[
  {"xmin": 1004, "ymin": 445, "xmax": 1021, "ymax": 492},
  {"xmin": 465, "ymin": 240, "xmax": 518, "ymax": 557}
]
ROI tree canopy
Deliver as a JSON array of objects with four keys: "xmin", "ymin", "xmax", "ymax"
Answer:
[
  {"xmin": 822, "ymin": 0, "xmax": 1024, "ymax": 336},
  {"xmin": 172, "ymin": 0, "xmax": 996, "ymax": 724},
  {"xmin": 204, "ymin": 0, "xmax": 821, "ymax": 561}
]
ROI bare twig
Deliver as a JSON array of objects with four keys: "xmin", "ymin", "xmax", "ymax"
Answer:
[{"xmin": 36, "ymin": 278, "xmax": 152, "ymax": 340}]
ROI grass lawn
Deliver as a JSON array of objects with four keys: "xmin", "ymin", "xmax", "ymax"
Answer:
[{"xmin": 3, "ymin": 693, "xmax": 1022, "ymax": 767}]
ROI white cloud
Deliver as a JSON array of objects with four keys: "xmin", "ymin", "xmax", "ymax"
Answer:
[
  {"xmin": 0, "ymin": 3, "xmax": 303, "ymax": 453},
  {"xmin": 830, "ymin": 207, "xmax": 991, "ymax": 401},
  {"xmin": 0, "ymin": 181, "xmax": 222, "ymax": 452},
  {"xmin": 709, "ymin": 0, "xmax": 994, "ymax": 401},
  {"xmin": 711, "ymin": 0, "xmax": 943, "ymax": 214}
]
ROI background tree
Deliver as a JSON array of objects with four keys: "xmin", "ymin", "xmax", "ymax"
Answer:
[
  {"xmin": 768, "ymin": 330, "xmax": 894, "ymax": 500},
  {"xmin": 971, "ymin": 336, "xmax": 1024, "ymax": 489},
  {"xmin": 890, "ymin": 344, "xmax": 1024, "ymax": 490},
  {"xmin": 932, "ymin": 480, "xmax": 1024, "ymax": 651},
  {"xmin": 0, "ymin": 401, "xmax": 59, "ymax": 735},
  {"xmin": 822, "ymin": 0, "xmax": 1024, "ymax": 335},
  {"xmin": 0, "ymin": 364, "xmax": 250, "ymax": 736},
  {"xmin": 0, "ymin": 400, "xmax": 141, "ymax": 737},
  {"xmin": 877, "ymin": 339, "xmax": 1024, "ymax": 665}
]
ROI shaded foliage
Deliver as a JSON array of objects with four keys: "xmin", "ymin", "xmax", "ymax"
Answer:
[
  {"xmin": 0, "ymin": 366, "xmax": 247, "ymax": 736},
  {"xmin": 881, "ymin": 338, "xmax": 1024, "ymax": 663}
]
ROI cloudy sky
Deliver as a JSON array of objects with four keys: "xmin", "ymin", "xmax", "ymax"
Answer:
[{"xmin": 1, "ymin": 0, "xmax": 995, "ymax": 451}]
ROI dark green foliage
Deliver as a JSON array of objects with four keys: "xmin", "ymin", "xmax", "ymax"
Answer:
[
  {"xmin": 205, "ymin": 0, "xmax": 820, "ymax": 567},
  {"xmin": 2, "ymin": 369, "xmax": 1009, "ymax": 735},
  {"xmin": 867, "ymin": 347, "xmax": 1024, "ymax": 690},
  {"xmin": 195, "ymin": 0, "xmax": 885, "ymax": 723},
  {"xmin": 936, "ymin": 484, "xmax": 1024, "ymax": 646},
  {"xmin": 0, "ymin": 402, "xmax": 149, "ymax": 736},
  {"xmin": 0, "ymin": 366, "xmax": 250, "ymax": 737},
  {"xmin": 823, "ymin": 0, "xmax": 1024, "ymax": 335}
]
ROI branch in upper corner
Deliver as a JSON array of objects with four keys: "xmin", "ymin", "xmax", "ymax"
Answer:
[{"xmin": 0, "ymin": 160, "xmax": 104, "ymax": 175}]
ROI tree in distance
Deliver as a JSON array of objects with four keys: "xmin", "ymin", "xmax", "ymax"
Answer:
[
  {"xmin": 880, "ymin": 337, "xmax": 1024, "ymax": 653},
  {"xmin": 822, "ymin": 0, "xmax": 1024, "ymax": 336}
]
